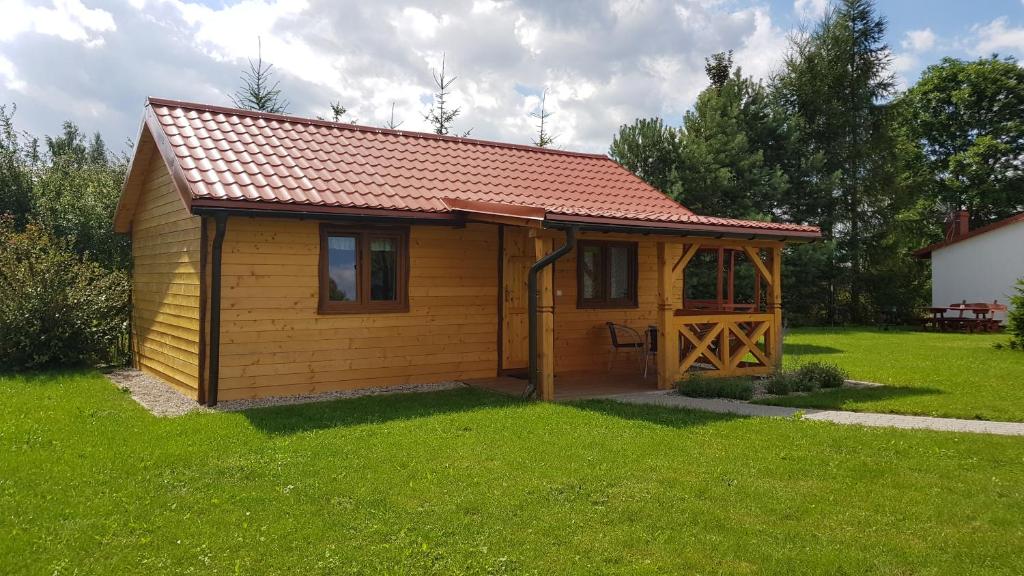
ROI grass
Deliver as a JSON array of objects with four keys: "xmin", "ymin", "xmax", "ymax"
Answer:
[
  {"xmin": 3, "ymin": 370, "xmax": 1024, "ymax": 574},
  {"xmin": 759, "ymin": 327, "xmax": 1024, "ymax": 422}
]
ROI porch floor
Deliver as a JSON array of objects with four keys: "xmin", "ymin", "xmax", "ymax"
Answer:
[{"xmin": 465, "ymin": 370, "xmax": 659, "ymax": 401}]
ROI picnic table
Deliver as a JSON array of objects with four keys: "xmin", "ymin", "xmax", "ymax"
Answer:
[{"xmin": 923, "ymin": 301, "xmax": 1007, "ymax": 333}]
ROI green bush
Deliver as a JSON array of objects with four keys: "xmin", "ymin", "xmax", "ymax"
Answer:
[
  {"xmin": 0, "ymin": 218, "xmax": 130, "ymax": 370},
  {"xmin": 676, "ymin": 375, "xmax": 754, "ymax": 400},
  {"xmin": 764, "ymin": 362, "xmax": 847, "ymax": 395},
  {"xmin": 796, "ymin": 361, "xmax": 847, "ymax": 388},
  {"xmin": 764, "ymin": 371, "xmax": 800, "ymax": 395},
  {"xmin": 1009, "ymin": 278, "xmax": 1024, "ymax": 350}
]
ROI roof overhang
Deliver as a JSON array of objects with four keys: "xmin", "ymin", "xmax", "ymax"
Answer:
[
  {"xmin": 113, "ymin": 104, "xmax": 195, "ymax": 233},
  {"xmin": 186, "ymin": 198, "xmax": 821, "ymax": 242},
  {"xmin": 544, "ymin": 214, "xmax": 821, "ymax": 243},
  {"xmin": 914, "ymin": 212, "xmax": 1024, "ymax": 259}
]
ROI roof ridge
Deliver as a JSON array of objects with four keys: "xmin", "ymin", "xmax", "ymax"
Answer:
[{"xmin": 145, "ymin": 96, "xmax": 612, "ymax": 161}]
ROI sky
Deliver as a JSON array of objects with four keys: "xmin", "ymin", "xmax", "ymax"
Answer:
[{"xmin": 0, "ymin": 0, "xmax": 1021, "ymax": 154}]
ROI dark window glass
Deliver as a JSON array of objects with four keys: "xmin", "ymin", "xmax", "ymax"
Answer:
[
  {"xmin": 580, "ymin": 244, "xmax": 602, "ymax": 300},
  {"xmin": 577, "ymin": 241, "xmax": 637, "ymax": 308},
  {"xmin": 608, "ymin": 245, "xmax": 630, "ymax": 299},
  {"xmin": 370, "ymin": 237, "xmax": 397, "ymax": 301},
  {"xmin": 319, "ymin": 227, "xmax": 408, "ymax": 314},
  {"xmin": 327, "ymin": 235, "xmax": 358, "ymax": 302}
]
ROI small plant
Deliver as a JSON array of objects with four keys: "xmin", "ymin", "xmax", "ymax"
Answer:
[
  {"xmin": 764, "ymin": 371, "xmax": 800, "ymax": 395},
  {"xmin": 676, "ymin": 375, "xmax": 754, "ymax": 400},
  {"xmin": 795, "ymin": 361, "xmax": 847, "ymax": 389}
]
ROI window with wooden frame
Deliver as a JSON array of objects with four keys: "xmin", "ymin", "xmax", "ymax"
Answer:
[
  {"xmin": 318, "ymin": 225, "xmax": 409, "ymax": 314},
  {"xmin": 576, "ymin": 240, "xmax": 638, "ymax": 308}
]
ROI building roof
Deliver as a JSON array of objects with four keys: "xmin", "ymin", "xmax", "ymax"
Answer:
[
  {"xmin": 914, "ymin": 212, "xmax": 1024, "ymax": 258},
  {"xmin": 114, "ymin": 98, "xmax": 821, "ymax": 239}
]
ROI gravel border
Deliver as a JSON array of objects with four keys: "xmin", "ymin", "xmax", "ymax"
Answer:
[
  {"xmin": 106, "ymin": 369, "xmax": 208, "ymax": 417},
  {"xmin": 213, "ymin": 381, "xmax": 467, "ymax": 412},
  {"xmin": 105, "ymin": 369, "xmax": 467, "ymax": 416}
]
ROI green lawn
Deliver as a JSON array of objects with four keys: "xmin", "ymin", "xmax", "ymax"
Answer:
[
  {"xmin": 760, "ymin": 327, "xmax": 1024, "ymax": 422},
  {"xmin": 3, "ymin": 371, "xmax": 1024, "ymax": 574}
]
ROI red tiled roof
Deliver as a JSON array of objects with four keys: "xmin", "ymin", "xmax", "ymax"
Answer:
[
  {"xmin": 122, "ymin": 97, "xmax": 819, "ymax": 238},
  {"xmin": 914, "ymin": 212, "xmax": 1024, "ymax": 258}
]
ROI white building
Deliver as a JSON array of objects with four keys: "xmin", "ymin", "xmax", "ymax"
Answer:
[{"xmin": 915, "ymin": 211, "xmax": 1024, "ymax": 324}]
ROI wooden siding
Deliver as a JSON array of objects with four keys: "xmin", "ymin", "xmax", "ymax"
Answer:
[
  {"xmin": 551, "ymin": 233, "xmax": 683, "ymax": 374},
  {"xmin": 216, "ymin": 218, "xmax": 499, "ymax": 400},
  {"xmin": 130, "ymin": 155, "xmax": 202, "ymax": 397}
]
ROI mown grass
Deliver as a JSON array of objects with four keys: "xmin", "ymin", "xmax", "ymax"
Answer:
[
  {"xmin": 759, "ymin": 327, "xmax": 1024, "ymax": 422},
  {"xmin": 2, "ymin": 370, "xmax": 1024, "ymax": 574}
]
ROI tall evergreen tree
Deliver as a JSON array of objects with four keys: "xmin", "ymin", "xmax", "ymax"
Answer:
[
  {"xmin": 704, "ymin": 50, "xmax": 734, "ymax": 90},
  {"xmin": 424, "ymin": 54, "xmax": 471, "ymax": 136},
  {"xmin": 773, "ymin": 0, "xmax": 896, "ymax": 322},
  {"xmin": 231, "ymin": 38, "xmax": 289, "ymax": 114},
  {"xmin": 672, "ymin": 66, "xmax": 788, "ymax": 218},
  {"xmin": 530, "ymin": 89, "xmax": 555, "ymax": 148},
  {"xmin": 608, "ymin": 118, "xmax": 679, "ymax": 194}
]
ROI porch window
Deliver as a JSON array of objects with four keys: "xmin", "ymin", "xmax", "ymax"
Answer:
[
  {"xmin": 577, "ymin": 240, "xmax": 638, "ymax": 308},
  {"xmin": 319, "ymin": 225, "xmax": 408, "ymax": 314}
]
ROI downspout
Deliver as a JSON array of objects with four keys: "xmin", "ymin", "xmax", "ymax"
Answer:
[
  {"xmin": 207, "ymin": 213, "xmax": 228, "ymax": 407},
  {"xmin": 525, "ymin": 226, "xmax": 577, "ymax": 399}
]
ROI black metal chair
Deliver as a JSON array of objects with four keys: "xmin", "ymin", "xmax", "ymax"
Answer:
[{"xmin": 606, "ymin": 322, "xmax": 658, "ymax": 378}]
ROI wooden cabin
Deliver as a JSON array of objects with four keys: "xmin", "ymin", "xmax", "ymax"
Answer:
[{"xmin": 113, "ymin": 98, "xmax": 820, "ymax": 405}]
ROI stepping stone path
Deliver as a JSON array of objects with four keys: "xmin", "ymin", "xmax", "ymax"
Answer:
[{"xmin": 604, "ymin": 390, "xmax": 1024, "ymax": 437}]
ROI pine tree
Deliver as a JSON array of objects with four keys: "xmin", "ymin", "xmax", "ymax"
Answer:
[
  {"xmin": 530, "ymin": 89, "xmax": 555, "ymax": 148},
  {"xmin": 773, "ymin": 0, "xmax": 896, "ymax": 322},
  {"xmin": 673, "ymin": 67, "xmax": 788, "ymax": 218},
  {"xmin": 609, "ymin": 118, "xmax": 679, "ymax": 194},
  {"xmin": 704, "ymin": 50, "xmax": 734, "ymax": 90},
  {"xmin": 384, "ymin": 102, "xmax": 403, "ymax": 129},
  {"xmin": 424, "ymin": 54, "xmax": 470, "ymax": 136},
  {"xmin": 231, "ymin": 38, "xmax": 289, "ymax": 114}
]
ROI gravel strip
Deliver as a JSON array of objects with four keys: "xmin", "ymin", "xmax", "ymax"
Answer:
[
  {"xmin": 106, "ymin": 369, "xmax": 469, "ymax": 416},
  {"xmin": 214, "ymin": 381, "xmax": 467, "ymax": 412},
  {"xmin": 106, "ymin": 369, "xmax": 207, "ymax": 417}
]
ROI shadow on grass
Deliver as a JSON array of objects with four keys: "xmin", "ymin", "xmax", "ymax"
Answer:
[
  {"xmin": 754, "ymin": 385, "xmax": 943, "ymax": 410},
  {"xmin": 240, "ymin": 387, "xmax": 524, "ymax": 435},
  {"xmin": 566, "ymin": 397, "xmax": 745, "ymax": 429},
  {"xmin": 784, "ymin": 343, "xmax": 844, "ymax": 356}
]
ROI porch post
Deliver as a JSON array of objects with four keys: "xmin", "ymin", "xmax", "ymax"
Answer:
[
  {"xmin": 533, "ymin": 235, "xmax": 556, "ymax": 400},
  {"xmin": 769, "ymin": 246, "xmax": 783, "ymax": 368},
  {"xmin": 656, "ymin": 242, "xmax": 681, "ymax": 389}
]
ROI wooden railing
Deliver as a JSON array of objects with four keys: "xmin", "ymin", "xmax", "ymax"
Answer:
[{"xmin": 672, "ymin": 311, "xmax": 779, "ymax": 378}]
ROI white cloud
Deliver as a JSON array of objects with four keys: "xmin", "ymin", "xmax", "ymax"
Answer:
[
  {"xmin": 0, "ymin": 0, "xmax": 806, "ymax": 153},
  {"xmin": 902, "ymin": 28, "xmax": 936, "ymax": 53},
  {"xmin": 0, "ymin": 54, "xmax": 26, "ymax": 92},
  {"xmin": 793, "ymin": 0, "xmax": 828, "ymax": 21},
  {"xmin": 392, "ymin": 7, "xmax": 450, "ymax": 40},
  {"xmin": 968, "ymin": 17, "xmax": 1024, "ymax": 56},
  {"xmin": 0, "ymin": 0, "xmax": 115, "ymax": 46}
]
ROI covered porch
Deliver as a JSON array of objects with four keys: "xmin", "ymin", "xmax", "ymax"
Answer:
[{"xmin": 491, "ymin": 217, "xmax": 787, "ymax": 401}]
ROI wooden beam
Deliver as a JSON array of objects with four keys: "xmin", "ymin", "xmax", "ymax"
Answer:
[
  {"xmin": 534, "ymin": 235, "xmax": 556, "ymax": 400},
  {"xmin": 768, "ymin": 246, "xmax": 783, "ymax": 368},
  {"xmin": 743, "ymin": 246, "xmax": 773, "ymax": 286},
  {"xmin": 672, "ymin": 242, "xmax": 702, "ymax": 272},
  {"xmin": 656, "ymin": 242, "xmax": 681, "ymax": 389}
]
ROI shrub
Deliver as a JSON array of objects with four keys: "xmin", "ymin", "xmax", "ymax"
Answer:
[
  {"xmin": 764, "ymin": 371, "xmax": 801, "ymax": 395},
  {"xmin": 1009, "ymin": 278, "xmax": 1024, "ymax": 350},
  {"xmin": 795, "ymin": 361, "xmax": 847, "ymax": 389},
  {"xmin": 676, "ymin": 375, "xmax": 754, "ymax": 400},
  {"xmin": 0, "ymin": 217, "xmax": 130, "ymax": 370}
]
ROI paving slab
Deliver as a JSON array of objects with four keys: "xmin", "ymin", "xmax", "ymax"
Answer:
[{"xmin": 603, "ymin": 390, "xmax": 1024, "ymax": 437}]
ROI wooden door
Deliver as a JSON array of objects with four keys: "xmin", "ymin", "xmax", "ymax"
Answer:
[{"xmin": 502, "ymin": 226, "xmax": 532, "ymax": 371}]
